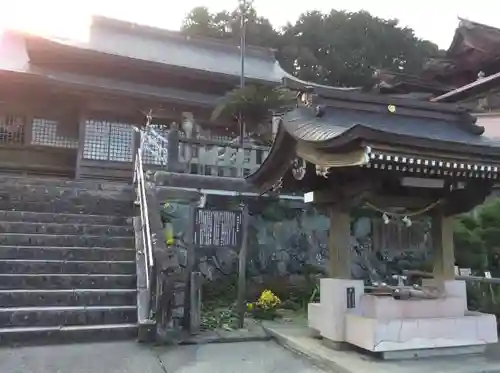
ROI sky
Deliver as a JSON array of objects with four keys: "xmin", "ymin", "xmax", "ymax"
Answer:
[{"xmin": 0, "ymin": 0, "xmax": 499, "ymax": 49}]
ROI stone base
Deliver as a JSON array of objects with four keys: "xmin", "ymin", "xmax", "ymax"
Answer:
[
  {"xmin": 321, "ymin": 338, "xmax": 351, "ymax": 351},
  {"xmin": 317, "ymin": 278, "xmax": 365, "ymax": 342},
  {"xmin": 308, "ymin": 278, "xmax": 497, "ymax": 359},
  {"xmin": 307, "ymin": 303, "xmax": 322, "ymax": 332},
  {"xmin": 359, "ymin": 294, "xmax": 465, "ymax": 319},
  {"xmin": 345, "ymin": 311, "xmax": 498, "ymax": 353},
  {"xmin": 265, "ymin": 323, "xmax": 500, "ymax": 373},
  {"xmin": 380, "ymin": 345, "xmax": 486, "ymax": 360}
]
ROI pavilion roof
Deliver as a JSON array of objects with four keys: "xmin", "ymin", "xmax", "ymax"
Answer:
[{"xmin": 246, "ymin": 78, "xmax": 500, "ymax": 194}]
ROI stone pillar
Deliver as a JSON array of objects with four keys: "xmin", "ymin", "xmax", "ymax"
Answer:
[
  {"xmin": 328, "ymin": 206, "xmax": 351, "ymax": 279},
  {"xmin": 181, "ymin": 112, "xmax": 195, "ymax": 169},
  {"xmin": 309, "ymin": 205, "xmax": 364, "ymax": 346},
  {"xmin": 431, "ymin": 209, "xmax": 456, "ymax": 281}
]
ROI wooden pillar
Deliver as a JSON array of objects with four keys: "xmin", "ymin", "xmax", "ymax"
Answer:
[
  {"xmin": 131, "ymin": 128, "xmax": 141, "ymax": 183},
  {"xmin": 328, "ymin": 206, "xmax": 351, "ymax": 279},
  {"xmin": 167, "ymin": 123, "xmax": 180, "ymax": 172},
  {"xmin": 431, "ymin": 209, "xmax": 455, "ymax": 281}
]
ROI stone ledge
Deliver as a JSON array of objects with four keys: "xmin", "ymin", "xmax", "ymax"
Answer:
[
  {"xmin": 180, "ymin": 321, "xmax": 271, "ymax": 345},
  {"xmin": 359, "ymin": 294, "xmax": 465, "ymax": 319},
  {"xmin": 263, "ymin": 322, "xmax": 500, "ymax": 373},
  {"xmin": 345, "ymin": 312, "xmax": 498, "ymax": 352}
]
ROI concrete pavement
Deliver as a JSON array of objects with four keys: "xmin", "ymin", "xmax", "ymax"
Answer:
[{"xmin": 0, "ymin": 341, "xmax": 325, "ymax": 373}]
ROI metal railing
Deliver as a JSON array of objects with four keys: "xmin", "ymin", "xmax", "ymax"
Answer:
[{"xmin": 134, "ymin": 130, "xmax": 155, "ymax": 294}]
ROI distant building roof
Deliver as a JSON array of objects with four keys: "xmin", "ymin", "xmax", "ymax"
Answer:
[
  {"xmin": 0, "ymin": 31, "xmax": 220, "ymax": 107},
  {"xmin": 0, "ymin": 16, "xmax": 364, "ymax": 106},
  {"xmin": 44, "ymin": 15, "xmax": 287, "ymax": 84}
]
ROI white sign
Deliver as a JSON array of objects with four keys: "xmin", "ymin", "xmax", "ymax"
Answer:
[
  {"xmin": 459, "ymin": 268, "xmax": 472, "ymax": 277},
  {"xmin": 485, "ymin": 271, "xmax": 492, "ymax": 279}
]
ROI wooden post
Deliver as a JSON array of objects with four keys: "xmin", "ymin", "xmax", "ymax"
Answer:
[
  {"xmin": 189, "ymin": 271, "xmax": 202, "ymax": 334},
  {"xmin": 431, "ymin": 209, "xmax": 456, "ymax": 281},
  {"xmin": 237, "ymin": 205, "xmax": 249, "ymax": 328},
  {"xmin": 167, "ymin": 123, "xmax": 180, "ymax": 172},
  {"xmin": 183, "ymin": 202, "xmax": 196, "ymax": 331},
  {"xmin": 131, "ymin": 128, "xmax": 141, "ymax": 183},
  {"xmin": 75, "ymin": 111, "xmax": 87, "ymax": 180},
  {"xmin": 328, "ymin": 206, "xmax": 351, "ymax": 279}
]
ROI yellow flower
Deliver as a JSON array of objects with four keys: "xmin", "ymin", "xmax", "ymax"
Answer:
[{"xmin": 257, "ymin": 290, "xmax": 281, "ymax": 309}]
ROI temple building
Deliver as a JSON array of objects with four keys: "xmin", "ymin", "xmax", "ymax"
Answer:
[
  {"xmin": 0, "ymin": 15, "xmax": 292, "ymax": 180},
  {"xmin": 376, "ymin": 19, "xmax": 500, "ymax": 109},
  {"xmin": 0, "ymin": 13, "xmax": 500, "ymax": 351},
  {"xmin": 246, "ymin": 77, "xmax": 500, "ymax": 357}
]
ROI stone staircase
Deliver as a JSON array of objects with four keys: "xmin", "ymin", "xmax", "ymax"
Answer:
[{"xmin": 0, "ymin": 176, "xmax": 138, "ymax": 345}]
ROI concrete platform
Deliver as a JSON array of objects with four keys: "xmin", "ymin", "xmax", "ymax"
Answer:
[{"xmin": 264, "ymin": 323, "xmax": 500, "ymax": 373}]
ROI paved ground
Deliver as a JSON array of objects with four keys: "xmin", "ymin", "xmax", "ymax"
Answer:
[{"xmin": 0, "ymin": 341, "xmax": 325, "ymax": 373}]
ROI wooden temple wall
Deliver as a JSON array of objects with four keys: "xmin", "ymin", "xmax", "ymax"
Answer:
[
  {"xmin": 0, "ymin": 115, "xmax": 78, "ymax": 177},
  {"xmin": 0, "ymin": 111, "xmax": 271, "ymax": 182},
  {"xmin": 77, "ymin": 120, "xmax": 270, "ymax": 182}
]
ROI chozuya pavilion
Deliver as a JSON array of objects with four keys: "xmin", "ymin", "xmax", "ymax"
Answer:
[{"xmin": 246, "ymin": 76, "xmax": 500, "ymax": 358}]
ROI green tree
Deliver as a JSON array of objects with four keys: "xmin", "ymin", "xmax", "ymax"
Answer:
[
  {"xmin": 454, "ymin": 200, "xmax": 500, "ymax": 275},
  {"xmin": 181, "ymin": 3, "xmax": 278, "ymax": 48},
  {"xmin": 454, "ymin": 214, "xmax": 485, "ymax": 271},
  {"xmin": 182, "ymin": 7, "xmax": 440, "ymax": 87},
  {"xmin": 210, "ymin": 85, "xmax": 296, "ymax": 144},
  {"xmin": 278, "ymin": 10, "xmax": 440, "ymax": 87},
  {"xmin": 182, "ymin": 7, "xmax": 228, "ymax": 39}
]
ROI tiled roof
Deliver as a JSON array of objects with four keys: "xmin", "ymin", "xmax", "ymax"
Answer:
[{"xmin": 282, "ymin": 106, "xmax": 500, "ymax": 150}]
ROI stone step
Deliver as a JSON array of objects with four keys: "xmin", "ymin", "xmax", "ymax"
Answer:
[
  {"xmin": 0, "ymin": 211, "xmax": 131, "ymax": 226},
  {"xmin": 0, "ymin": 233, "xmax": 134, "ymax": 248},
  {"xmin": 0, "ymin": 222, "xmax": 134, "ymax": 236},
  {"xmin": 0, "ymin": 323, "xmax": 138, "ymax": 346},
  {"xmin": 0, "ymin": 289, "xmax": 137, "ymax": 308},
  {"xmin": 0, "ymin": 305, "xmax": 137, "ymax": 328},
  {"xmin": 0, "ymin": 200, "xmax": 133, "ymax": 216},
  {"xmin": 0, "ymin": 186, "xmax": 133, "ymax": 202},
  {"xmin": 0, "ymin": 176, "xmax": 132, "ymax": 192},
  {"xmin": 0, "ymin": 260, "xmax": 136, "ymax": 274},
  {"xmin": 0, "ymin": 190, "xmax": 133, "ymax": 204},
  {"xmin": 0, "ymin": 181, "xmax": 132, "ymax": 193},
  {"xmin": 0, "ymin": 274, "xmax": 136, "ymax": 290},
  {"xmin": 0, "ymin": 246, "xmax": 136, "ymax": 261}
]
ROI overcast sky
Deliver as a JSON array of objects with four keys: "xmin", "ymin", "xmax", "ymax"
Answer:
[{"xmin": 0, "ymin": 0, "xmax": 499, "ymax": 49}]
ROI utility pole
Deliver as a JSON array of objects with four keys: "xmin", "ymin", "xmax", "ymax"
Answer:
[{"xmin": 239, "ymin": 0, "xmax": 248, "ymax": 145}]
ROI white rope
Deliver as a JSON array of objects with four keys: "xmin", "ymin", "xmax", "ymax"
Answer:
[{"xmin": 364, "ymin": 199, "xmax": 442, "ymax": 218}]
